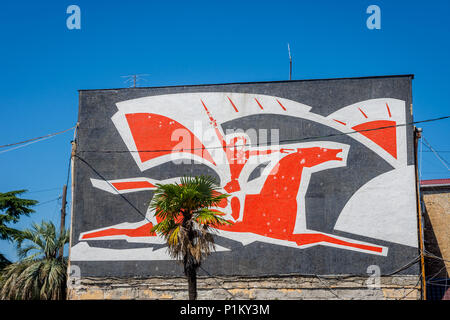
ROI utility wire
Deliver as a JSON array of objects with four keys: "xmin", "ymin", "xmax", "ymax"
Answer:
[
  {"xmin": 0, "ymin": 126, "xmax": 76, "ymax": 149},
  {"xmin": 423, "ymin": 138, "xmax": 450, "ymax": 166},
  {"xmin": 76, "ymin": 115, "xmax": 450, "ymax": 154},
  {"xmin": 422, "ymin": 137, "xmax": 450, "ymax": 171},
  {"xmin": 423, "ymin": 249, "xmax": 450, "ymax": 263},
  {"xmin": 35, "ymin": 196, "xmax": 62, "ymax": 207},
  {"xmin": 394, "ymin": 276, "xmax": 422, "ymax": 300},
  {"xmin": 0, "ymin": 126, "xmax": 76, "ymax": 155},
  {"xmin": 198, "ymin": 265, "xmax": 236, "ymax": 299},
  {"xmin": 0, "ymin": 135, "xmax": 56, "ymax": 155},
  {"xmin": 25, "ymin": 187, "xmax": 61, "ymax": 194},
  {"xmin": 74, "ymin": 154, "xmax": 150, "ymax": 222}
]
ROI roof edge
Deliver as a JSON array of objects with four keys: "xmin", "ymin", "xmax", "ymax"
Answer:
[
  {"xmin": 420, "ymin": 178, "xmax": 450, "ymax": 188},
  {"xmin": 78, "ymin": 74, "xmax": 415, "ymax": 92}
]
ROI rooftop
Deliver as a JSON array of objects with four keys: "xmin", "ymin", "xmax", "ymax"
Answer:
[
  {"xmin": 420, "ymin": 179, "xmax": 450, "ymax": 188},
  {"xmin": 78, "ymin": 74, "xmax": 415, "ymax": 92}
]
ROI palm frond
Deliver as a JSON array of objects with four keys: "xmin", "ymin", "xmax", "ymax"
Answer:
[
  {"xmin": 194, "ymin": 209, "xmax": 233, "ymax": 227},
  {"xmin": 149, "ymin": 175, "xmax": 233, "ymax": 276},
  {"xmin": 0, "ymin": 220, "xmax": 69, "ymax": 300}
]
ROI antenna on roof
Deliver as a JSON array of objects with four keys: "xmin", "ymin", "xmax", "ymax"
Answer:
[
  {"xmin": 287, "ymin": 43, "xmax": 292, "ymax": 80},
  {"xmin": 121, "ymin": 74, "xmax": 150, "ymax": 88}
]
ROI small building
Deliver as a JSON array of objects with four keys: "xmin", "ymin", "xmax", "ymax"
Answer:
[{"xmin": 421, "ymin": 179, "xmax": 450, "ymax": 300}]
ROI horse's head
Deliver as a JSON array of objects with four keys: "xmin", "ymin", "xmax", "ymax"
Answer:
[{"xmin": 299, "ymin": 147, "xmax": 344, "ymax": 168}]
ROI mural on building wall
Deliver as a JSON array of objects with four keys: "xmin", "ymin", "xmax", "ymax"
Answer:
[{"xmin": 70, "ymin": 92, "xmax": 418, "ymax": 263}]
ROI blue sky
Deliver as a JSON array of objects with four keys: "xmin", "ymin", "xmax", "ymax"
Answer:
[{"xmin": 0, "ymin": 0, "xmax": 449, "ymax": 262}]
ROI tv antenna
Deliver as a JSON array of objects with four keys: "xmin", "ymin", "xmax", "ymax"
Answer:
[
  {"xmin": 287, "ymin": 43, "xmax": 292, "ymax": 80},
  {"xmin": 121, "ymin": 74, "xmax": 150, "ymax": 88}
]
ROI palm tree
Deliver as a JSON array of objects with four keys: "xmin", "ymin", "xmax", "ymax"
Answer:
[
  {"xmin": 150, "ymin": 175, "xmax": 232, "ymax": 300},
  {"xmin": 0, "ymin": 254, "xmax": 10, "ymax": 271},
  {"xmin": 0, "ymin": 190, "xmax": 38, "ymax": 260},
  {"xmin": 0, "ymin": 221, "xmax": 69, "ymax": 300}
]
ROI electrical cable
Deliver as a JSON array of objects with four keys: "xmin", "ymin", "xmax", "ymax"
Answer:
[
  {"xmin": 73, "ymin": 154, "xmax": 150, "ymax": 223},
  {"xmin": 0, "ymin": 126, "xmax": 76, "ymax": 149},
  {"xmin": 0, "ymin": 135, "xmax": 55, "ymax": 155},
  {"xmin": 34, "ymin": 196, "xmax": 62, "ymax": 207},
  {"xmin": 394, "ymin": 276, "xmax": 422, "ymax": 300},
  {"xmin": 198, "ymin": 265, "xmax": 236, "ymax": 299},
  {"xmin": 422, "ymin": 137, "xmax": 450, "ymax": 170},
  {"xmin": 315, "ymin": 275, "xmax": 345, "ymax": 299},
  {"xmin": 25, "ymin": 187, "xmax": 61, "ymax": 194}
]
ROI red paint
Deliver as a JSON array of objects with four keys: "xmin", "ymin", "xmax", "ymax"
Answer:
[
  {"xmin": 231, "ymin": 196, "xmax": 240, "ymax": 221},
  {"xmin": 254, "ymin": 98, "xmax": 264, "ymax": 110},
  {"xmin": 82, "ymin": 145, "xmax": 384, "ymax": 253},
  {"xmin": 125, "ymin": 113, "xmax": 216, "ymax": 165},
  {"xmin": 352, "ymin": 120, "xmax": 397, "ymax": 159},
  {"xmin": 83, "ymin": 102, "xmax": 386, "ymax": 254},
  {"xmin": 112, "ymin": 181, "xmax": 155, "ymax": 191},
  {"xmin": 386, "ymin": 103, "xmax": 392, "ymax": 118},
  {"xmin": 218, "ymin": 147, "xmax": 342, "ymax": 237},
  {"xmin": 202, "ymin": 99, "xmax": 283, "ymax": 194},
  {"xmin": 81, "ymin": 222, "xmax": 156, "ymax": 239},
  {"xmin": 288, "ymin": 233, "xmax": 382, "ymax": 253},
  {"xmin": 227, "ymin": 96, "xmax": 239, "ymax": 112},
  {"xmin": 212, "ymin": 190, "xmax": 228, "ymax": 208},
  {"xmin": 358, "ymin": 107, "xmax": 368, "ymax": 118},
  {"xmin": 276, "ymin": 99, "xmax": 287, "ymax": 111},
  {"xmin": 216, "ymin": 147, "xmax": 383, "ymax": 253},
  {"xmin": 333, "ymin": 119, "xmax": 347, "ymax": 126}
]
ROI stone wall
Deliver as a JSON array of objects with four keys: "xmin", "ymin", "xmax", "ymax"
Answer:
[{"xmin": 67, "ymin": 275, "xmax": 420, "ymax": 300}]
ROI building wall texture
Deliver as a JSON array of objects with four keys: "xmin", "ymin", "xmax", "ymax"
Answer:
[
  {"xmin": 421, "ymin": 186, "xmax": 450, "ymax": 299},
  {"xmin": 67, "ymin": 275, "xmax": 421, "ymax": 300},
  {"xmin": 68, "ymin": 76, "xmax": 421, "ymax": 299},
  {"xmin": 422, "ymin": 188, "xmax": 450, "ymax": 276}
]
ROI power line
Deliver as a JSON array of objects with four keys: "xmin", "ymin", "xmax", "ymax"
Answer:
[
  {"xmin": 35, "ymin": 196, "xmax": 62, "ymax": 207},
  {"xmin": 25, "ymin": 187, "xmax": 61, "ymax": 194},
  {"xmin": 422, "ymin": 136, "xmax": 450, "ymax": 171},
  {"xmin": 0, "ymin": 126, "xmax": 75, "ymax": 151},
  {"xmin": 76, "ymin": 115, "xmax": 450, "ymax": 154},
  {"xmin": 74, "ymin": 154, "xmax": 150, "ymax": 222},
  {"xmin": 0, "ymin": 135, "xmax": 56, "ymax": 155}
]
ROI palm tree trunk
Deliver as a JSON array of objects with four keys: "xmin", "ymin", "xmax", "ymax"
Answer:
[{"xmin": 187, "ymin": 268, "xmax": 197, "ymax": 300}]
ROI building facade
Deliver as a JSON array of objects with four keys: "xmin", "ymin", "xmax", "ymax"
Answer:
[
  {"xmin": 68, "ymin": 75, "xmax": 422, "ymax": 299},
  {"xmin": 421, "ymin": 179, "xmax": 450, "ymax": 300}
]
